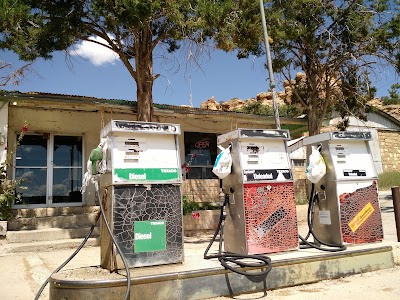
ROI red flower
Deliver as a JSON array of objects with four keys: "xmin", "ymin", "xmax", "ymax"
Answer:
[
  {"xmin": 193, "ymin": 153, "xmax": 198, "ymax": 158},
  {"xmin": 192, "ymin": 212, "xmax": 200, "ymax": 219},
  {"xmin": 186, "ymin": 167, "xmax": 190, "ymax": 172},
  {"xmin": 181, "ymin": 163, "xmax": 186, "ymax": 168},
  {"xmin": 22, "ymin": 125, "xmax": 28, "ymax": 132}
]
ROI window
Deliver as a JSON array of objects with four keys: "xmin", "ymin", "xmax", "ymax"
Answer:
[
  {"xmin": 184, "ymin": 132, "xmax": 218, "ymax": 179},
  {"xmin": 15, "ymin": 134, "xmax": 83, "ymax": 206},
  {"xmin": 292, "ymin": 159, "xmax": 306, "ymax": 167}
]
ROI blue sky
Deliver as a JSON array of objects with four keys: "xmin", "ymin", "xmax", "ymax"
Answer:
[{"xmin": 1, "ymin": 39, "xmax": 398, "ymax": 108}]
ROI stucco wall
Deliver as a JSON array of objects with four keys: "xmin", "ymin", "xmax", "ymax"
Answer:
[
  {"xmin": 378, "ymin": 130, "xmax": 400, "ymax": 173},
  {"xmin": 8, "ymin": 104, "xmax": 288, "ymax": 206},
  {"xmin": 0, "ymin": 102, "xmax": 8, "ymax": 165},
  {"xmin": 8, "ymin": 106, "xmax": 108, "ymax": 205}
]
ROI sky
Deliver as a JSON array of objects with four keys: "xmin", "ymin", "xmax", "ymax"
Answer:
[{"xmin": 1, "ymin": 38, "xmax": 399, "ymax": 108}]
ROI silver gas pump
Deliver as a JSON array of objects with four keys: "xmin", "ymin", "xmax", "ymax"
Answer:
[
  {"xmin": 301, "ymin": 131, "xmax": 383, "ymax": 246},
  {"xmin": 218, "ymin": 129, "xmax": 299, "ymax": 255},
  {"xmin": 99, "ymin": 120, "xmax": 183, "ymax": 271}
]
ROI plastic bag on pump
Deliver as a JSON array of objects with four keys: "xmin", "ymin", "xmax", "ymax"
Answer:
[
  {"xmin": 212, "ymin": 145, "xmax": 232, "ymax": 179},
  {"xmin": 306, "ymin": 147, "xmax": 326, "ymax": 184}
]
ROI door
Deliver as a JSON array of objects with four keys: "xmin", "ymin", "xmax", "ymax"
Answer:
[{"xmin": 14, "ymin": 134, "xmax": 83, "ymax": 207}]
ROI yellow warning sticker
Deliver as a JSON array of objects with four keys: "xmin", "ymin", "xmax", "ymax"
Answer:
[{"xmin": 348, "ymin": 202, "xmax": 374, "ymax": 232}]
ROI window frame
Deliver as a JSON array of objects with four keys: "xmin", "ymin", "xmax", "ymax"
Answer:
[{"xmin": 12, "ymin": 133, "xmax": 84, "ymax": 208}]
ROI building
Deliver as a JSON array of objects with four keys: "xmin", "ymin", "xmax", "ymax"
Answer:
[{"xmin": 0, "ymin": 91, "xmax": 308, "ymax": 211}]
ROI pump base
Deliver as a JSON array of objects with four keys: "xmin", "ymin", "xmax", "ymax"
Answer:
[{"xmin": 49, "ymin": 240, "xmax": 394, "ymax": 300}]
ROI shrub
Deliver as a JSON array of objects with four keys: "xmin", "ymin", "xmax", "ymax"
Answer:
[{"xmin": 378, "ymin": 171, "xmax": 400, "ymax": 190}]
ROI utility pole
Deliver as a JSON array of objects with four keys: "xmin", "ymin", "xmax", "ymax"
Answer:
[{"xmin": 259, "ymin": 0, "xmax": 281, "ymax": 129}]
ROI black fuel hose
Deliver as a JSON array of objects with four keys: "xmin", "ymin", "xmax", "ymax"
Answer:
[
  {"xmin": 34, "ymin": 180, "xmax": 131, "ymax": 300},
  {"xmin": 204, "ymin": 197, "xmax": 272, "ymax": 279},
  {"xmin": 298, "ymin": 183, "xmax": 346, "ymax": 252}
]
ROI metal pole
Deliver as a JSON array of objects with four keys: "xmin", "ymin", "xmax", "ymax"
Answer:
[
  {"xmin": 259, "ymin": 0, "xmax": 280, "ymax": 129},
  {"xmin": 391, "ymin": 186, "xmax": 400, "ymax": 242}
]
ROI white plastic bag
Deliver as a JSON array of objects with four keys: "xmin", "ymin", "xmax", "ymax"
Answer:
[
  {"xmin": 212, "ymin": 145, "xmax": 233, "ymax": 179},
  {"xmin": 306, "ymin": 147, "xmax": 326, "ymax": 184}
]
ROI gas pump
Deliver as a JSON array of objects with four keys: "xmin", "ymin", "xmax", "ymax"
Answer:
[
  {"xmin": 217, "ymin": 129, "xmax": 299, "ymax": 255},
  {"xmin": 300, "ymin": 131, "xmax": 383, "ymax": 246},
  {"xmin": 99, "ymin": 120, "xmax": 184, "ymax": 271}
]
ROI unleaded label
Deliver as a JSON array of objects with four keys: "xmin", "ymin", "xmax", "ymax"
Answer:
[{"xmin": 243, "ymin": 169, "xmax": 292, "ymax": 181}]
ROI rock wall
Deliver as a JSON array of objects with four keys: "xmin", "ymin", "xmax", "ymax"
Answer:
[
  {"xmin": 182, "ymin": 179, "xmax": 220, "ymax": 203},
  {"xmin": 378, "ymin": 130, "xmax": 400, "ymax": 172}
]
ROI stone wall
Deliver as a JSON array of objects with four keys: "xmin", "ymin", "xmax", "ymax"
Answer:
[
  {"xmin": 182, "ymin": 179, "xmax": 220, "ymax": 203},
  {"xmin": 378, "ymin": 130, "xmax": 400, "ymax": 172}
]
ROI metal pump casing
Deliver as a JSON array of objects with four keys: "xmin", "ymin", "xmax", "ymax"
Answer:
[
  {"xmin": 218, "ymin": 129, "xmax": 299, "ymax": 255},
  {"xmin": 99, "ymin": 120, "xmax": 183, "ymax": 270},
  {"xmin": 300, "ymin": 131, "xmax": 383, "ymax": 246}
]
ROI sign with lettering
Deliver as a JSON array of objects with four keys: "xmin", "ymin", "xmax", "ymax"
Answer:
[
  {"xmin": 348, "ymin": 203, "xmax": 374, "ymax": 233},
  {"xmin": 133, "ymin": 220, "xmax": 166, "ymax": 253},
  {"xmin": 343, "ymin": 169, "xmax": 367, "ymax": 177},
  {"xmin": 114, "ymin": 168, "xmax": 180, "ymax": 182},
  {"xmin": 243, "ymin": 169, "xmax": 292, "ymax": 182}
]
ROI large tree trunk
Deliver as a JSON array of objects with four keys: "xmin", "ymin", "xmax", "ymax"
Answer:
[
  {"xmin": 135, "ymin": 27, "xmax": 155, "ymax": 122},
  {"xmin": 307, "ymin": 107, "xmax": 321, "ymax": 137},
  {"xmin": 136, "ymin": 68, "xmax": 154, "ymax": 122}
]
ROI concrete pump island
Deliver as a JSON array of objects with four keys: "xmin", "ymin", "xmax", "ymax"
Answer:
[{"xmin": 46, "ymin": 121, "xmax": 396, "ymax": 300}]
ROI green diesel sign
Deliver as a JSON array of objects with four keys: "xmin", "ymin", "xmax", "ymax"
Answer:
[
  {"xmin": 133, "ymin": 220, "xmax": 166, "ymax": 253},
  {"xmin": 115, "ymin": 168, "xmax": 179, "ymax": 182}
]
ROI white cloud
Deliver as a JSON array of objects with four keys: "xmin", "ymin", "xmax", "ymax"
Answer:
[{"xmin": 71, "ymin": 36, "xmax": 119, "ymax": 66}]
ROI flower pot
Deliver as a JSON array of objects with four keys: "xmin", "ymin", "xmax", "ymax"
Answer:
[{"xmin": 183, "ymin": 210, "xmax": 220, "ymax": 236}]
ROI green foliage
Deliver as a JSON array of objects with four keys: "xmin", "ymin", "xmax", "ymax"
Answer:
[
  {"xmin": 378, "ymin": 171, "xmax": 400, "ymax": 190},
  {"xmin": 295, "ymin": 189, "xmax": 309, "ymax": 206},
  {"xmin": 234, "ymin": 101, "xmax": 304, "ymax": 118},
  {"xmin": 263, "ymin": 0, "xmax": 400, "ymax": 135},
  {"xmin": 0, "ymin": 0, "xmax": 264, "ymax": 121},
  {"xmin": 382, "ymin": 83, "xmax": 400, "ymax": 105},
  {"xmin": 182, "ymin": 196, "xmax": 219, "ymax": 215}
]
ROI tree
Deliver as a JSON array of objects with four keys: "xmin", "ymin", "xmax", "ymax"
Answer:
[
  {"xmin": 264, "ymin": 0, "xmax": 400, "ymax": 135},
  {"xmin": 0, "ymin": 0, "xmax": 263, "ymax": 121},
  {"xmin": 382, "ymin": 83, "xmax": 400, "ymax": 105},
  {"xmin": 0, "ymin": 60, "xmax": 32, "ymax": 86}
]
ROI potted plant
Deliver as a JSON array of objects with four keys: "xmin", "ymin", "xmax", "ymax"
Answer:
[{"xmin": 182, "ymin": 196, "xmax": 221, "ymax": 236}]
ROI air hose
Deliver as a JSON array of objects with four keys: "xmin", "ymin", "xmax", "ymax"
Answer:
[
  {"xmin": 34, "ymin": 179, "xmax": 131, "ymax": 300},
  {"xmin": 204, "ymin": 196, "xmax": 272, "ymax": 280},
  {"xmin": 298, "ymin": 183, "xmax": 346, "ymax": 252}
]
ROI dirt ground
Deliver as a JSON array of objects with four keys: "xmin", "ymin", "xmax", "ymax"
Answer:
[{"xmin": 207, "ymin": 265, "xmax": 400, "ymax": 300}]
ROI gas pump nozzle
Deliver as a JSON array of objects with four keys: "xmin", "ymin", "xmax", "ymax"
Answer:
[{"xmin": 89, "ymin": 139, "xmax": 106, "ymax": 175}]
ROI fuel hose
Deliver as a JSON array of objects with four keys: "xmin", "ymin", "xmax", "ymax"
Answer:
[
  {"xmin": 203, "ymin": 196, "xmax": 272, "ymax": 280},
  {"xmin": 298, "ymin": 183, "xmax": 346, "ymax": 252},
  {"xmin": 34, "ymin": 179, "xmax": 131, "ymax": 300}
]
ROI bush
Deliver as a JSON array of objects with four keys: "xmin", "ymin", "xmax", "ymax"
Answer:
[
  {"xmin": 182, "ymin": 196, "xmax": 220, "ymax": 215},
  {"xmin": 378, "ymin": 171, "xmax": 400, "ymax": 190}
]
